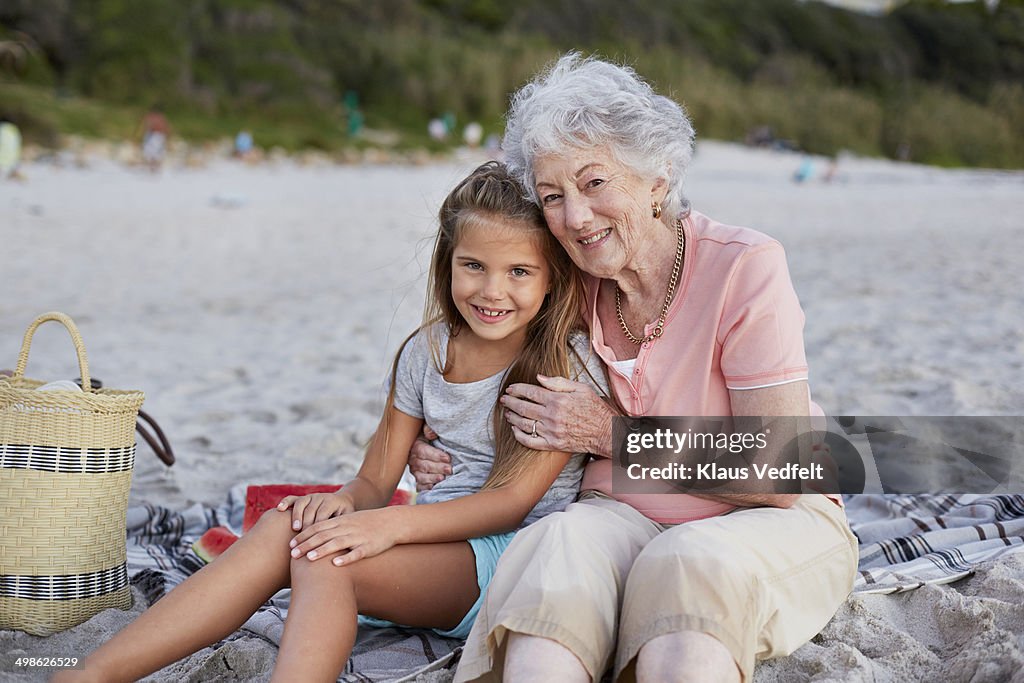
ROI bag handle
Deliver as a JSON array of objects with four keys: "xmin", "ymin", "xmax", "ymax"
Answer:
[
  {"xmin": 136, "ymin": 409, "xmax": 176, "ymax": 466},
  {"xmin": 76, "ymin": 375, "xmax": 175, "ymax": 467},
  {"xmin": 13, "ymin": 312, "xmax": 92, "ymax": 393}
]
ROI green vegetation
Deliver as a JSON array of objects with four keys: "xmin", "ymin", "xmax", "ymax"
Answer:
[{"xmin": 1, "ymin": 0, "xmax": 1022, "ymax": 167}]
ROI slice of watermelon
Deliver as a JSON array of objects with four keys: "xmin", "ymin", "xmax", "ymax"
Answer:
[
  {"xmin": 242, "ymin": 484, "xmax": 416, "ymax": 532},
  {"xmin": 192, "ymin": 526, "xmax": 239, "ymax": 563}
]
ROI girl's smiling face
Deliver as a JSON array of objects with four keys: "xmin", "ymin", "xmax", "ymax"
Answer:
[{"xmin": 451, "ymin": 214, "xmax": 551, "ymax": 346}]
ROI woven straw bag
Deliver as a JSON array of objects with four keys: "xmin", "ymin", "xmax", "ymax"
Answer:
[{"xmin": 0, "ymin": 312, "xmax": 144, "ymax": 635}]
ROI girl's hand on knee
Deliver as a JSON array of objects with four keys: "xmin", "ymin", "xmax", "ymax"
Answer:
[
  {"xmin": 278, "ymin": 492, "xmax": 356, "ymax": 531},
  {"xmin": 288, "ymin": 508, "xmax": 398, "ymax": 565}
]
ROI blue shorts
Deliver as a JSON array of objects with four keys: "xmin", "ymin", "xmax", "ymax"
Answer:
[{"xmin": 357, "ymin": 531, "xmax": 515, "ymax": 639}]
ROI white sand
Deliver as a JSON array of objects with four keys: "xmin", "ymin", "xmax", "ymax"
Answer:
[{"xmin": 1, "ymin": 142, "xmax": 1022, "ymax": 681}]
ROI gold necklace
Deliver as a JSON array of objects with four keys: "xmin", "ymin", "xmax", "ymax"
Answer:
[{"xmin": 615, "ymin": 220, "xmax": 685, "ymax": 345}]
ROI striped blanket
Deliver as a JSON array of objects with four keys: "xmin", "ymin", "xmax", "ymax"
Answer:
[
  {"xmin": 125, "ymin": 489, "xmax": 1024, "ymax": 680},
  {"xmin": 847, "ymin": 493, "xmax": 1024, "ymax": 594},
  {"xmin": 125, "ymin": 484, "xmax": 461, "ymax": 683}
]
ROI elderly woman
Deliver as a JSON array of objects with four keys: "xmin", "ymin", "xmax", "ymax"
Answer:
[{"xmin": 411, "ymin": 54, "xmax": 857, "ymax": 683}]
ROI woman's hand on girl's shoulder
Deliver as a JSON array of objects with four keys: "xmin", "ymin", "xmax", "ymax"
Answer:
[
  {"xmin": 501, "ymin": 374, "xmax": 615, "ymax": 457},
  {"xmin": 278, "ymin": 491, "xmax": 356, "ymax": 532},
  {"xmin": 288, "ymin": 507, "xmax": 400, "ymax": 566}
]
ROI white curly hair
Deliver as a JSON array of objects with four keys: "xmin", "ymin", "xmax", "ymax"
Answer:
[{"xmin": 503, "ymin": 52, "xmax": 696, "ymax": 219}]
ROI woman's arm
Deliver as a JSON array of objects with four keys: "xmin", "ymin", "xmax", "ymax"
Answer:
[
  {"xmin": 290, "ymin": 449, "xmax": 573, "ymax": 566},
  {"xmin": 410, "ymin": 371, "xmax": 612, "ymax": 488},
  {"xmin": 497, "ymin": 377, "xmax": 814, "ymax": 511},
  {"xmin": 690, "ymin": 381, "xmax": 811, "ymax": 509},
  {"xmin": 707, "ymin": 243, "xmax": 814, "ymax": 508},
  {"xmin": 500, "ymin": 374, "xmax": 616, "ymax": 456}
]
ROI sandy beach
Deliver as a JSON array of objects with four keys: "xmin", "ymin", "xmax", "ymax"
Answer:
[{"xmin": 1, "ymin": 142, "xmax": 1023, "ymax": 681}]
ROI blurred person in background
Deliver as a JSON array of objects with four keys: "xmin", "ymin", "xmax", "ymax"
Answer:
[
  {"xmin": 0, "ymin": 116, "xmax": 23, "ymax": 180},
  {"xmin": 138, "ymin": 105, "xmax": 170, "ymax": 173}
]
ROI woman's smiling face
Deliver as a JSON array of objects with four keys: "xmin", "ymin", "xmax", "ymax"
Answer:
[{"xmin": 533, "ymin": 147, "xmax": 660, "ymax": 280}]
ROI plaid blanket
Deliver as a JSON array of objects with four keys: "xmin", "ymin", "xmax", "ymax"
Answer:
[
  {"xmin": 126, "ymin": 488, "xmax": 1024, "ymax": 680},
  {"xmin": 846, "ymin": 493, "xmax": 1024, "ymax": 594},
  {"xmin": 125, "ymin": 485, "xmax": 461, "ymax": 683}
]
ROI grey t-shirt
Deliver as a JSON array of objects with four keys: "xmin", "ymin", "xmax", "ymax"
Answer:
[{"xmin": 392, "ymin": 323, "xmax": 608, "ymax": 528}]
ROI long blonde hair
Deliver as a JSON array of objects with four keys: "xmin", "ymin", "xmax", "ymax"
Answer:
[{"xmin": 385, "ymin": 161, "xmax": 598, "ymax": 489}]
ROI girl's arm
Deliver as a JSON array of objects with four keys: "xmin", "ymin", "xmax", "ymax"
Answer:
[
  {"xmin": 339, "ymin": 407, "xmax": 425, "ymax": 510},
  {"xmin": 290, "ymin": 448, "xmax": 573, "ymax": 566},
  {"xmin": 391, "ymin": 449, "xmax": 572, "ymax": 542},
  {"xmin": 280, "ymin": 406, "xmax": 424, "ymax": 531}
]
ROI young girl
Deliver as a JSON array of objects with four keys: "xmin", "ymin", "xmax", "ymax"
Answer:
[{"xmin": 57, "ymin": 161, "xmax": 606, "ymax": 683}]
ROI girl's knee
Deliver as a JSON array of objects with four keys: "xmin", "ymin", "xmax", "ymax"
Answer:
[
  {"xmin": 248, "ymin": 508, "xmax": 299, "ymax": 547},
  {"xmin": 290, "ymin": 552, "xmax": 353, "ymax": 587},
  {"xmin": 254, "ymin": 507, "xmax": 292, "ymax": 530}
]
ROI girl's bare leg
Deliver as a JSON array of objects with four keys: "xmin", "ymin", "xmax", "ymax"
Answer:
[
  {"xmin": 53, "ymin": 510, "xmax": 296, "ymax": 683},
  {"xmin": 271, "ymin": 541, "xmax": 478, "ymax": 683}
]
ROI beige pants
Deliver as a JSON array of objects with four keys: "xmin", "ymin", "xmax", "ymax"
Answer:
[{"xmin": 454, "ymin": 493, "xmax": 858, "ymax": 683}]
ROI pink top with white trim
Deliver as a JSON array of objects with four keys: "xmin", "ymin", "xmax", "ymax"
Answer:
[{"xmin": 580, "ymin": 211, "xmax": 827, "ymax": 524}]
